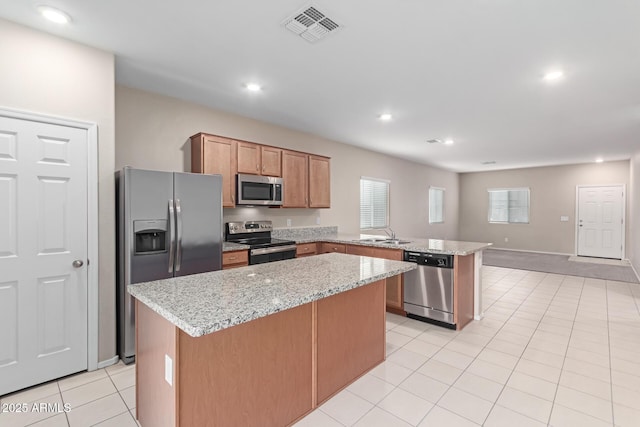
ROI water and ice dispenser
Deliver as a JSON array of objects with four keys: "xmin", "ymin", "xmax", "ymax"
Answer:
[{"xmin": 133, "ymin": 220, "xmax": 168, "ymax": 254}]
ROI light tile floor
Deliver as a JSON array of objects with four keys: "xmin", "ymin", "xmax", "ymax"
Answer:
[{"xmin": 2, "ymin": 266, "xmax": 639, "ymax": 426}]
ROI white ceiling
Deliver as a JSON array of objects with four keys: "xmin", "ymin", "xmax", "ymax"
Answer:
[{"xmin": 2, "ymin": 0, "xmax": 639, "ymax": 172}]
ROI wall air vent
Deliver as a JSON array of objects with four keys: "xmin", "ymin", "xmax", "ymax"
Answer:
[{"xmin": 283, "ymin": 5, "xmax": 342, "ymax": 43}]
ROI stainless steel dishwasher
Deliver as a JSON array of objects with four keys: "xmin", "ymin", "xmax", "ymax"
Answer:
[{"xmin": 403, "ymin": 251, "xmax": 455, "ymax": 329}]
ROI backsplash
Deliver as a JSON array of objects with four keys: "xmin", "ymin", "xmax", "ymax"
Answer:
[{"xmin": 272, "ymin": 225, "xmax": 338, "ymax": 240}]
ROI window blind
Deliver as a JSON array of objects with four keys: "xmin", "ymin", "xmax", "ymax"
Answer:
[
  {"xmin": 360, "ymin": 178, "xmax": 389, "ymax": 229},
  {"xmin": 429, "ymin": 187, "xmax": 444, "ymax": 224},
  {"xmin": 488, "ymin": 188, "xmax": 529, "ymax": 223}
]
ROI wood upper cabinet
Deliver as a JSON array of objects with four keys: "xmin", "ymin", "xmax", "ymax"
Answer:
[
  {"xmin": 282, "ymin": 150, "xmax": 308, "ymax": 208},
  {"xmin": 308, "ymin": 155, "xmax": 330, "ymax": 208},
  {"xmin": 236, "ymin": 141, "xmax": 261, "ymax": 175},
  {"xmin": 261, "ymin": 146, "xmax": 282, "ymax": 177},
  {"xmin": 237, "ymin": 142, "xmax": 282, "ymax": 177},
  {"xmin": 191, "ymin": 133, "xmax": 237, "ymax": 207}
]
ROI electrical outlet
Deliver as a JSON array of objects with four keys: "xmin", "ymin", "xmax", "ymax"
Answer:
[
  {"xmin": 504, "ymin": 237, "xmax": 509, "ymax": 242},
  {"xmin": 316, "ymin": 216, "xmax": 321, "ymax": 225},
  {"xmin": 165, "ymin": 354, "xmax": 173, "ymax": 386},
  {"xmin": 560, "ymin": 216, "xmax": 569, "ymax": 222},
  {"xmin": 286, "ymin": 219, "xmax": 292, "ymax": 227}
]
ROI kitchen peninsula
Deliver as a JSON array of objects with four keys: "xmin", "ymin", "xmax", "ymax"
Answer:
[{"xmin": 128, "ymin": 253, "xmax": 415, "ymax": 427}]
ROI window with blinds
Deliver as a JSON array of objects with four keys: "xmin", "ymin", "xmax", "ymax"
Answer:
[
  {"xmin": 488, "ymin": 188, "xmax": 530, "ymax": 223},
  {"xmin": 360, "ymin": 177, "xmax": 389, "ymax": 229},
  {"xmin": 429, "ymin": 187, "xmax": 444, "ymax": 224}
]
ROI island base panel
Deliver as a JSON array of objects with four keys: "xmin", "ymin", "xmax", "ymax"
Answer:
[
  {"xmin": 136, "ymin": 300, "xmax": 177, "ymax": 427},
  {"xmin": 317, "ymin": 280, "xmax": 386, "ymax": 403},
  {"xmin": 178, "ymin": 304, "xmax": 313, "ymax": 427}
]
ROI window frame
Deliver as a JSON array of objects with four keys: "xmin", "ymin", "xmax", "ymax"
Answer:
[
  {"xmin": 428, "ymin": 186, "xmax": 445, "ymax": 224},
  {"xmin": 359, "ymin": 176, "xmax": 390, "ymax": 230},
  {"xmin": 487, "ymin": 187, "xmax": 530, "ymax": 224}
]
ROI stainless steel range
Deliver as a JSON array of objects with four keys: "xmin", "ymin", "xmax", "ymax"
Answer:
[{"xmin": 225, "ymin": 221, "xmax": 297, "ymax": 264}]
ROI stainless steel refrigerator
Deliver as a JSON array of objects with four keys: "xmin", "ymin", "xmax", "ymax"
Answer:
[{"xmin": 117, "ymin": 167, "xmax": 223, "ymax": 364}]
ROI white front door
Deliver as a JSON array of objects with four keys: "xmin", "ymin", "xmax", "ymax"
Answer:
[
  {"xmin": 577, "ymin": 185, "xmax": 624, "ymax": 259},
  {"xmin": 0, "ymin": 116, "xmax": 88, "ymax": 395}
]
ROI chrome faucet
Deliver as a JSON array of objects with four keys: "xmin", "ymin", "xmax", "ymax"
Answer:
[{"xmin": 384, "ymin": 228, "xmax": 396, "ymax": 240}]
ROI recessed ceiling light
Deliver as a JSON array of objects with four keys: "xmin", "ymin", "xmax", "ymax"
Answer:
[
  {"xmin": 595, "ymin": 158, "xmax": 604, "ymax": 163},
  {"xmin": 378, "ymin": 113, "xmax": 392, "ymax": 121},
  {"xmin": 245, "ymin": 83, "xmax": 262, "ymax": 92},
  {"xmin": 444, "ymin": 139, "xmax": 454, "ymax": 145},
  {"xmin": 543, "ymin": 70, "xmax": 564, "ymax": 82},
  {"xmin": 37, "ymin": 5, "xmax": 71, "ymax": 24}
]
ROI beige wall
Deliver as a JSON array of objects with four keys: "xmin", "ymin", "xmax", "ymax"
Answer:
[
  {"xmin": 115, "ymin": 85, "xmax": 459, "ymax": 239},
  {"xmin": 459, "ymin": 161, "xmax": 631, "ymax": 255},
  {"xmin": 0, "ymin": 19, "xmax": 116, "ymax": 362},
  {"xmin": 630, "ymin": 151, "xmax": 640, "ymax": 274}
]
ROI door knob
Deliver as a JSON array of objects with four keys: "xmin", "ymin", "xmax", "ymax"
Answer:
[{"xmin": 72, "ymin": 260, "xmax": 84, "ymax": 268}]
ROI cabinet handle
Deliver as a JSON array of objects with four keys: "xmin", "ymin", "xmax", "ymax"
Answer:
[
  {"xmin": 256, "ymin": 165, "xmax": 259, "ymax": 171},
  {"xmin": 228, "ymin": 256, "xmax": 237, "ymax": 260},
  {"xmin": 232, "ymin": 195, "xmax": 235, "ymax": 203}
]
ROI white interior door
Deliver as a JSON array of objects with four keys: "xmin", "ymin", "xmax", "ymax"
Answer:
[
  {"xmin": 0, "ymin": 116, "xmax": 88, "ymax": 395},
  {"xmin": 577, "ymin": 185, "xmax": 624, "ymax": 259}
]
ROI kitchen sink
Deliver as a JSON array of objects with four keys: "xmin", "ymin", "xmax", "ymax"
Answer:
[
  {"xmin": 354, "ymin": 238, "xmax": 388, "ymax": 243},
  {"xmin": 381, "ymin": 239, "xmax": 412, "ymax": 245}
]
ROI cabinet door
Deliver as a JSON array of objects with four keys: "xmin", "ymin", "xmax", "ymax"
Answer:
[
  {"xmin": 237, "ymin": 141, "xmax": 261, "ymax": 175},
  {"xmin": 192, "ymin": 134, "xmax": 237, "ymax": 208},
  {"xmin": 373, "ymin": 248, "xmax": 404, "ymax": 313},
  {"xmin": 282, "ymin": 151, "xmax": 308, "ymax": 208},
  {"xmin": 309, "ymin": 156, "xmax": 330, "ymax": 208},
  {"xmin": 261, "ymin": 146, "xmax": 282, "ymax": 177}
]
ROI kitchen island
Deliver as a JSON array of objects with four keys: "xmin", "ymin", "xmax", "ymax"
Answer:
[{"xmin": 128, "ymin": 253, "xmax": 414, "ymax": 427}]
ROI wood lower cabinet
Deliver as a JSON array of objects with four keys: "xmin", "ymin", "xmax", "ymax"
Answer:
[
  {"xmin": 191, "ymin": 133, "xmax": 237, "ymax": 207},
  {"xmin": 296, "ymin": 243, "xmax": 318, "ymax": 257},
  {"xmin": 308, "ymin": 155, "xmax": 330, "ymax": 208},
  {"xmin": 345, "ymin": 244, "xmax": 404, "ymax": 314},
  {"xmin": 321, "ymin": 243, "xmax": 346, "ymax": 254},
  {"xmin": 222, "ymin": 250, "xmax": 249, "ymax": 269}
]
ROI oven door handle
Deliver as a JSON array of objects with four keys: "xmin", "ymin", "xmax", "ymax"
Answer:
[{"xmin": 250, "ymin": 245, "xmax": 297, "ymax": 256}]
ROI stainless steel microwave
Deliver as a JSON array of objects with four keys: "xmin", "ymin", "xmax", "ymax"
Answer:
[{"xmin": 236, "ymin": 174, "xmax": 283, "ymax": 206}]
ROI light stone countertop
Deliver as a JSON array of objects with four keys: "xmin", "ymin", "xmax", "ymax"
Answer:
[
  {"xmin": 128, "ymin": 253, "xmax": 415, "ymax": 337},
  {"xmin": 223, "ymin": 241, "xmax": 250, "ymax": 252},
  {"xmin": 294, "ymin": 233, "xmax": 492, "ymax": 256}
]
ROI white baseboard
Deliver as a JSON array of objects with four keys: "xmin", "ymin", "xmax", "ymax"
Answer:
[
  {"xmin": 631, "ymin": 262, "xmax": 640, "ymax": 283},
  {"xmin": 488, "ymin": 247, "xmax": 573, "ymax": 257},
  {"xmin": 97, "ymin": 355, "xmax": 119, "ymax": 370}
]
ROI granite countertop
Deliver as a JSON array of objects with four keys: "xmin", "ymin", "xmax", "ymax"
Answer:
[
  {"xmin": 223, "ymin": 241, "xmax": 250, "ymax": 251},
  {"xmin": 128, "ymin": 253, "xmax": 415, "ymax": 337},
  {"xmin": 294, "ymin": 233, "xmax": 492, "ymax": 256}
]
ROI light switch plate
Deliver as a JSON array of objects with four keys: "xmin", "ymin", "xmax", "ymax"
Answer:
[
  {"xmin": 560, "ymin": 216, "xmax": 569, "ymax": 222},
  {"xmin": 165, "ymin": 354, "xmax": 173, "ymax": 386}
]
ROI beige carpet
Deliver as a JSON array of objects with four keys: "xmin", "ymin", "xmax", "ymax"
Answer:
[
  {"xmin": 568, "ymin": 256, "xmax": 630, "ymax": 267},
  {"xmin": 483, "ymin": 249, "xmax": 639, "ymax": 283}
]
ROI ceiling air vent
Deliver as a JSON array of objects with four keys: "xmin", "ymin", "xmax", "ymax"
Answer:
[
  {"xmin": 426, "ymin": 139, "xmax": 442, "ymax": 144},
  {"xmin": 283, "ymin": 5, "xmax": 341, "ymax": 43}
]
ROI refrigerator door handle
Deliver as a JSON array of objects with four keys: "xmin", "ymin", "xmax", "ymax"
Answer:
[
  {"xmin": 175, "ymin": 198, "xmax": 183, "ymax": 272},
  {"xmin": 168, "ymin": 199, "xmax": 175, "ymax": 273}
]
